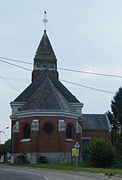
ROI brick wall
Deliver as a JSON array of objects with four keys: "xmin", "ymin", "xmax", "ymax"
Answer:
[
  {"xmin": 12, "ymin": 116, "xmax": 82, "ymax": 154},
  {"xmin": 82, "ymin": 130, "xmax": 111, "ymax": 141}
]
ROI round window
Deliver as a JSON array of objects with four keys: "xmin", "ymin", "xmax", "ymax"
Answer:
[{"xmin": 44, "ymin": 123, "xmax": 53, "ymax": 133}]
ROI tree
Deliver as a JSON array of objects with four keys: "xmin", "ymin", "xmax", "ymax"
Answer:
[
  {"xmin": 109, "ymin": 87, "xmax": 122, "ymax": 155},
  {"xmin": 0, "ymin": 139, "xmax": 11, "ymax": 156},
  {"xmin": 0, "ymin": 145, "xmax": 3, "ymax": 156},
  {"xmin": 2, "ymin": 139, "xmax": 11, "ymax": 153},
  {"xmin": 111, "ymin": 87, "xmax": 122, "ymax": 133},
  {"xmin": 107, "ymin": 111, "xmax": 120, "ymax": 145},
  {"xmin": 86, "ymin": 138, "xmax": 115, "ymax": 167}
]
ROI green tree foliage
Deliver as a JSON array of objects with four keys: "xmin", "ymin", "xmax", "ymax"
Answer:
[
  {"xmin": 0, "ymin": 145, "xmax": 2, "ymax": 156},
  {"xmin": 0, "ymin": 139, "xmax": 11, "ymax": 155},
  {"xmin": 86, "ymin": 138, "xmax": 115, "ymax": 167},
  {"xmin": 107, "ymin": 111, "xmax": 120, "ymax": 145},
  {"xmin": 108, "ymin": 87, "xmax": 122, "ymax": 155},
  {"xmin": 2, "ymin": 139, "xmax": 11, "ymax": 153},
  {"xmin": 111, "ymin": 87, "xmax": 122, "ymax": 133}
]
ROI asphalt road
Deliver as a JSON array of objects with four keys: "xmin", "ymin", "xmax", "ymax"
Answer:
[{"xmin": 0, "ymin": 165, "xmax": 121, "ymax": 180}]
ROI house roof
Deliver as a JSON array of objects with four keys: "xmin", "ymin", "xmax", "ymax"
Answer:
[
  {"xmin": 13, "ymin": 69, "xmax": 80, "ymax": 104},
  {"xmin": 35, "ymin": 30, "xmax": 56, "ymax": 60},
  {"xmin": 82, "ymin": 114, "xmax": 110, "ymax": 131},
  {"xmin": 20, "ymin": 77, "xmax": 75, "ymax": 112}
]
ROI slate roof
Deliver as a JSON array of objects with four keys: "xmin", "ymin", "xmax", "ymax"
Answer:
[
  {"xmin": 35, "ymin": 30, "xmax": 56, "ymax": 60},
  {"xmin": 82, "ymin": 114, "xmax": 110, "ymax": 131},
  {"xmin": 14, "ymin": 70, "xmax": 80, "ymax": 104},
  {"xmin": 20, "ymin": 77, "xmax": 75, "ymax": 112}
]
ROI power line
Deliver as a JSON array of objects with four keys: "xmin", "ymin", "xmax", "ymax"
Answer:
[
  {"xmin": 59, "ymin": 67, "xmax": 122, "ymax": 79},
  {"xmin": 1, "ymin": 74, "xmax": 114, "ymax": 95},
  {"xmin": 61, "ymin": 79, "xmax": 114, "ymax": 94},
  {"xmin": 0, "ymin": 59, "xmax": 32, "ymax": 72},
  {"xmin": 0, "ymin": 56, "xmax": 122, "ymax": 78},
  {"xmin": 0, "ymin": 75, "xmax": 20, "ymax": 92},
  {"xmin": 0, "ymin": 57, "xmax": 116, "ymax": 94},
  {"xmin": 0, "ymin": 56, "xmax": 32, "ymax": 65}
]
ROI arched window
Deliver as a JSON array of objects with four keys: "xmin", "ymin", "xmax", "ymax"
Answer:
[
  {"xmin": 23, "ymin": 124, "xmax": 31, "ymax": 139},
  {"xmin": 66, "ymin": 124, "xmax": 73, "ymax": 139}
]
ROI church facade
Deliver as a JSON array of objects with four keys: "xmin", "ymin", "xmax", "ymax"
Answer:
[{"xmin": 10, "ymin": 29, "xmax": 111, "ymax": 164}]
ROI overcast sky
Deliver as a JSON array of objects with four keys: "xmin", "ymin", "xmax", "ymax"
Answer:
[{"xmin": 0, "ymin": 0, "xmax": 122, "ymax": 143}]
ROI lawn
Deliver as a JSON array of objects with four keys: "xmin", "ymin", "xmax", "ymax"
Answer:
[{"xmin": 23, "ymin": 162, "xmax": 122, "ymax": 175}]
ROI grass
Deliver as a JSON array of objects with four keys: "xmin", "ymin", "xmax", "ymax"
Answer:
[{"xmin": 20, "ymin": 162, "xmax": 122, "ymax": 175}]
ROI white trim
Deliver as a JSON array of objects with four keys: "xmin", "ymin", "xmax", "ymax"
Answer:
[
  {"xmin": 10, "ymin": 101, "xmax": 26, "ymax": 106},
  {"xmin": 70, "ymin": 102, "xmax": 84, "ymax": 107},
  {"xmin": 105, "ymin": 112, "xmax": 112, "ymax": 132},
  {"xmin": 10, "ymin": 110, "xmax": 79, "ymax": 120},
  {"xmin": 20, "ymin": 138, "xmax": 31, "ymax": 142},
  {"xmin": 66, "ymin": 139, "xmax": 74, "ymax": 142}
]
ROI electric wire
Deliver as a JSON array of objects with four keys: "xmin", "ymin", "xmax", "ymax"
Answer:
[
  {"xmin": 0, "ymin": 59, "xmax": 32, "ymax": 72},
  {"xmin": 0, "ymin": 75, "xmax": 20, "ymax": 92},
  {"xmin": 59, "ymin": 67, "xmax": 122, "ymax": 79},
  {"xmin": 0, "ymin": 57, "xmax": 117, "ymax": 94},
  {"xmin": 1, "ymin": 73, "xmax": 114, "ymax": 94},
  {"xmin": 61, "ymin": 79, "xmax": 114, "ymax": 94},
  {"xmin": 0, "ymin": 56, "xmax": 32, "ymax": 65},
  {"xmin": 0, "ymin": 56, "xmax": 122, "ymax": 78}
]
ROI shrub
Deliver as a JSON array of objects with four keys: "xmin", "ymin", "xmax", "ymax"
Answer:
[
  {"xmin": 86, "ymin": 138, "xmax": 115, "ymax": 167},
  {"xmin": 114, "ymin": 156, "xmax": 122, "ymax": 168}
]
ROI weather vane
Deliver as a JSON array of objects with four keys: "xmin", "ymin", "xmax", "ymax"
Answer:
[{"xmin": 43, "ymin": 11, "xmax": 48, "ymax": 31}]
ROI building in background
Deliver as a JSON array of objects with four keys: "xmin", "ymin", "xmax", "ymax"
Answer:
[{"xmin": 10, "ymin": 23, "xmax": 111, "ymax": 164}]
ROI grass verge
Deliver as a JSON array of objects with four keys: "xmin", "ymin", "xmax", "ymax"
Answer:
[{"xmin": 18, "ymin": 162, "xmax": 122, "ymax": 175}]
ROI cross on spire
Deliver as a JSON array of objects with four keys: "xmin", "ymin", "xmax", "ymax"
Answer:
[{"xmin": 43, "ymin": 11, "xmax": 48, "ymax": 31}]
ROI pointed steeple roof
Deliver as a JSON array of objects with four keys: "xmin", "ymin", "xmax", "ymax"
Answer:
[{"xmin": 35, "ymin": 30, "xmax": 56, "ymax": 60}]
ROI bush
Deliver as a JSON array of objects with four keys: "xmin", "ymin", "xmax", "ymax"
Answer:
[
  {"xmin": 114, "ymin": 156, "xmax": 122, "ymax": 168},
  {"xmin": 86, "ymin": 138, "xmax": 115, "ymax": 167}
]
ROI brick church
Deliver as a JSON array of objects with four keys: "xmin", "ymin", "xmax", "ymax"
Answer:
[{"xmin": 10, "ymin": 23, "xmax": 111, "ymax": 164}]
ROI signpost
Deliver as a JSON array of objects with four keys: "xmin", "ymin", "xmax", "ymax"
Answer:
[{"xmin": 72, "ymin": 141, "xmax": 80, "ymax": 167}]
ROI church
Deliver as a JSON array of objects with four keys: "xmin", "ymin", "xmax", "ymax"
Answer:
[{"xmin": 10, "ymin": 17, "xmax": 111, "ymax": 164}]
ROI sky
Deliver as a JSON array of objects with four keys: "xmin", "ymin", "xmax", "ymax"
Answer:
[{"xmin": 0, "ymin": 0, "xmax": 122, "ymax": 143}]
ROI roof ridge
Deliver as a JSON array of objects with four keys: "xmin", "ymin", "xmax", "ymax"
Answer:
[{"xmin": 47, "ymin": 78, "xmax": 75, "ymax": 112}]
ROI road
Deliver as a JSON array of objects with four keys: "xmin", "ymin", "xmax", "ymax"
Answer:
[{"xmin": 0, "ymin": 165, "xmax": 121, "ymax": 180}]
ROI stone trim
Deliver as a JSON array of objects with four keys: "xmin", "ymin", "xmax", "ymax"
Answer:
[
  {"xmin": 20, "ymin": 138, "xmax": 31, "ymax": 142},
  {"xmin": 70, "ymin": 102, "xmax": 84, "ymax": 107},
  {"xmin": 66, "ymin": 138, "xmax": 74, "ymax": 142},
  {"xmin": 10, "ymin": 101, "xmax": 26, "ymax": 106},
  {"xmin": 10, "ymin": 110, "xmax": 79, "ymax": 120}
]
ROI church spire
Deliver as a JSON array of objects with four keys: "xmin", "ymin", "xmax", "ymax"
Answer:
[{"xmin": 32, "ymin": 12, "xmax": 59, "ymax": 82}]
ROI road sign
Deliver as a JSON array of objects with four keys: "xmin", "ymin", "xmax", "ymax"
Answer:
[
  {"xmin": 72, "ymin": 148, "xmax": 76, "ymax": 157},
  {"xmin": 74, "ymin": 141, "xmax": 80, "ymax": 149}
]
